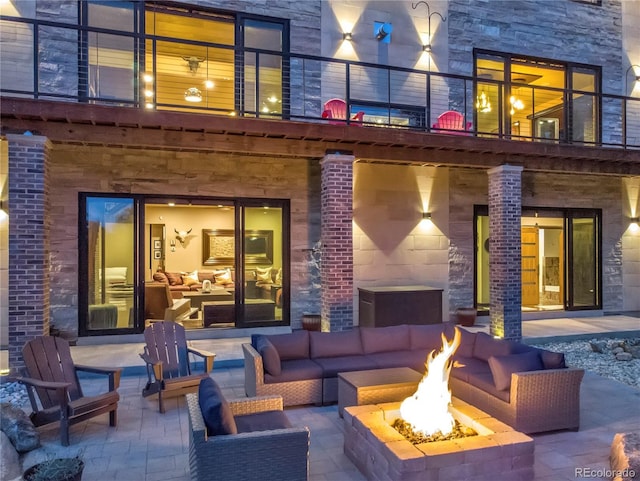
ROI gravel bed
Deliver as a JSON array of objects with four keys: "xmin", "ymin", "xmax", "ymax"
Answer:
[{"xmin": 530, "ymin": 337, "xmax": 640, "ymax": 388}]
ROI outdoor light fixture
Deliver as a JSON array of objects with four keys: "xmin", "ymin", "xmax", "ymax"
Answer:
[
  {"xmin": 343, "ymin": 32, "xmax": 353, "ymax": 41},
  {"xmin": 625, "ymin": 64, "xmax": 640, "ymax": 96},
  {"xmin": 184, "ymin": 87, "xmax": 202, "ymax": 102},
  {"xmin": 422, "ymin": 212, "xmax": 432, "ymax": 220},
  {"xmin": 412, "ymin": 1, "xmax": 446, "ymax": 54},
  {"xmin": 631, "ymin": 216, "xmax": 640, "ymax": 225}
]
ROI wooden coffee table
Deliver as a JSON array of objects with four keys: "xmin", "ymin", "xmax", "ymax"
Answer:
[{"xmin": 338, "ymin": 367, "xmax": 423, "ymax": 417}]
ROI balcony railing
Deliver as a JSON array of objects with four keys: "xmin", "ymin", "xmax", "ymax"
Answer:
[{"xmin": 1, "ymin": 15, "xmax": 639, "ymax": 150}]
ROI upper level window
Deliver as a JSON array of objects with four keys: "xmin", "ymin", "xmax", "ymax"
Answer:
[{"xmin": 475, "ymin": 50, "xmax": 600, "ymax": 145}]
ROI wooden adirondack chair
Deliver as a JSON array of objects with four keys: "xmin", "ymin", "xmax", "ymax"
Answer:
[
  {"xmin": 322, "ymin": 98, "xmax": 365, "ymax": 125},
  {"xmin": 432, "ymin": 110, "xmax": 473, "ymax": 135},
  {"xmin": 15, "ymin": 336, "xmax": 121, "ymax": 446},
  {"xmin": 140, "ymin": 321, "xmax": 215, "ymax": 413}
]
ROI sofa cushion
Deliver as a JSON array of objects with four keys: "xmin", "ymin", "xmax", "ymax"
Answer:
[
  {"xmin": 488, "ymin": 351, "xmax": 543, "ymax": 391},
  {"xmin": 466, "ymin": 371, "xmax": 511, "ymax": 403},
  {"xmin": 410, "ymin": 324, "xmax": 447, "ymax": 351},
  {"xmin": 153, "ymin": 271, "xmax": 169, "ymax": 284},
  {"xmin": 450, "ymin": 327, "xmax": 476, "ymax": 358},
  {"xmin": 198, "ymin": 377, "xmax": 238, "ymax": 436},
  {"xmin": 198, "ymin": 270, "xmax": 216, "ymax": 283},
  {"xmin": 310, "ymin": 330, "xmax": 363, "ymax": 358},
  {"xmin": 472, "ymin": 332, "xmax": 513, "ymax": 362},
  {"xmin": 255, "ymin": 336, "xmax": 281, "ymax": 376},
  {"xmin": 313, "ymin": 355, "xmax": 375, "ymax": 378},
  {"xmin": 165, "ymin": 272, "xmax": 183, "ymax": 286},
  {"xmin": 367, "ymin": 350, "xmax": 427, "ymax": 372},
  {"xmin": 536, "ymin": 348, "xmax": 566, "ymax": 369},
  {"xmin": 235, "ymin": 410, "xmax": 293, "ymax": 434},
  {"xmin": 451, "ymin": 356, "xmax": 492, "ymax": 382},
  {"xmin": 267, "ymin": 330, "xmax": 309, "ymax": 360},
  {"xmin": 264, "ymin": 359, "xmax": 323, "ymax": 384},
  {"xmin": 360, "ymin": 325, "xmax": 410, "ymax": 354}
]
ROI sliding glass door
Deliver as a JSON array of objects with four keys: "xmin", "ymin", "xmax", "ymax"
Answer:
[{"xmin": 566, "ymin": 211, "xmax": 600, "ymax": 310}]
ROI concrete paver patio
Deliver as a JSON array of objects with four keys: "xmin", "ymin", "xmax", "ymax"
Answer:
[{"xmin": 14, "ymin": 315, "xmax": 640, "ymax": 480}]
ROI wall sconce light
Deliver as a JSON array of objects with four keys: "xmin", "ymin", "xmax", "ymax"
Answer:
[
  {"xmin": 625, "ymin": 64, "xmax": 640, "ymax": 95},
  {"xmin": 0, "ymin": 200, "xmax": 5, "ymax": 214},
  {"xmin": 412, "ymin": 1, "xmax": 446, "ymax": 54},
  {"xmin": 374, "ymin": 22, "xmax": 393, "ymax": 43},
  {"xmin": 630, "ymin": 216, "xmax": 640, "ymax": 225},
  {"xmin": 343, "ymin": 32, "xmax": 353, "ymax": 41},
  {"xmin": 422, "ymin": 212, "xmax": 432, "ymax": 220}
]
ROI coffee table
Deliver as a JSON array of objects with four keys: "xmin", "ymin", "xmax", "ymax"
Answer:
[{"xmin": 338, "ymin": 367, "xmax": 423, "ymax": 417}]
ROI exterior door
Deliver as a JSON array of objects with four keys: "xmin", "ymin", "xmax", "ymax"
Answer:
[
  {"xmin": 566, "ymin": 211, "xmax": 600, "ymax": 309},
  {"xmin": 80, "ymin": 195, "xmax": 140, "ymax": 335},
  {"xmin": 521, "ymin": 227, "xmax": 539, "ymax": 306}
]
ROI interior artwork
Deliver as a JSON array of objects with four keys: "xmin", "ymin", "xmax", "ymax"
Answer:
[{"xmin": 203, "ymin": 229, "xmax": 273, "ymax": 265}]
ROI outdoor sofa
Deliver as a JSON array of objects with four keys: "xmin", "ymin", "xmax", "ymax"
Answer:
[{"xmin": 242, "ymin": 323, "xmax": 585, "ymax": 433}]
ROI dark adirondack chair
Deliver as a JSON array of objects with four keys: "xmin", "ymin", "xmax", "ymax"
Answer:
[
  {"xmin": 16, "ymin": 336, "xmax": 121, "ymax": 446},
  {"xmin": 140, "ymin": 321, "xmax": 215, "ymax": 413}
]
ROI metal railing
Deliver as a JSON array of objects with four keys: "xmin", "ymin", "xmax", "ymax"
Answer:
[{"xmin": 1, "ymin": 15, "xmax": 639, "ymax": 150}]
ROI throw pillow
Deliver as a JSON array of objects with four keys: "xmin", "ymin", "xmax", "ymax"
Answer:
[
  {"xmin": 473, "ymin": 332, "xmax": 513, "ymax": 361},
  {"xmin": 488, "ymin": 351, "xmax": 543, "ymax": 391},
  {"xmin": 198, "ymin": 377, "xmax": 238, "ymax": 436},
  {"xmin": 165, "ymin": 272, "xmax": 183, "ymax": 286},
  {"xmin": 214, "ymin": 268, "xmax": 232, "ymax": 285},
  {"xmin": 255, "ymin": 336, "xmax": 281, "ymax": 376},
  {"xmin": 152, "ymin": 271, "xmax": 169, "ymax": 284},
  {"xmin": 256, "ymin": 266, "xmax": 272, "ymax": 283},
  {"xmin": 275, "ymin": 268, "xmax": 282, "ymax": 284},
  {"xmin": 182, "ymin": 271, "xmax": 199, "ymax": 286}
]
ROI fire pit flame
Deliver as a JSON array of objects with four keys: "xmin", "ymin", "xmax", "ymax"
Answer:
[{"xmin": 399, "ymin": 327, "xmax": 461, "ymax": 437}]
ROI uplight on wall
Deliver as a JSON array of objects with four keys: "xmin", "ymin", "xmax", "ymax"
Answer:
[
  {"xmin": 631, "ymin": 216, "xmax": 640, "ymax": 225},
  {"xmin": 343, "ymin": 32, "xmax": 353, "ymax": 41},
  {"xmin": 412, "ymin": 1, "xmax": 446, "ymax": 55},
  {"xmin": 422, "ymin": 212, "xmax": 432, "ymax": 220}
]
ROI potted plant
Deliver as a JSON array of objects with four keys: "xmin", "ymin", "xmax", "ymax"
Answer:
[
  {"xmin": 23, "ymin": 456, "xmax": 84, "ymax": 481},
  {"xmin": 455, "ymin": 307, "xmax": 477, "ymax": 327}
]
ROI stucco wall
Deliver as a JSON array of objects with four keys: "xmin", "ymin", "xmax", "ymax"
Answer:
[{"xmin": 47, "ymin": 145, "xmax": 320, "ymax": 334}]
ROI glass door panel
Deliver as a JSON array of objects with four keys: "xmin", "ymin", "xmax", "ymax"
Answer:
[
  {"xmin": 83, "ymin": 196, "xmax": 137, "ymax": 333},
  {"xmin": 566, "ymin": 212, "xmax": 600, "ymax": 309},
  {"xmin": 571, "ymin": 69, "xmax": 598, "ymax": 144},
  {"xmin": 241, "ymin": 206, "xmax": 284, "ymax": 327}
]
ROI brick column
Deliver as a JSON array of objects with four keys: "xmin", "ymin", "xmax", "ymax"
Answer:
[
  {"xmin": 487, "ymin": 165, "xmax": 523, "ymax": 341},
  {"xmin": 7, "ymin": 134, "xmax": 51, "ymax": 374},
  {"xmin": 320, "ymin": 153, "xmax": 354, "ymax": 332}
]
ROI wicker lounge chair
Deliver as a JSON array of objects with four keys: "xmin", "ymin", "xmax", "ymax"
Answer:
[
  {"xmin": 140, "ymin": 321, "xmax": 215, "ymax": 413},
  {"xmin": 186, "ymin": 392, "xmax": 310, "ymax": 481},
  {"xmin": 15, "ymin": 336, "xmax": 121, "ymax": 446}
]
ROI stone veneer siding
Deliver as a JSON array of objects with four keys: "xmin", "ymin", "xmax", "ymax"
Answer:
[
  {"xmin": 43, "ymin": 144, "xmax": 320, "ymax": 336},
  {"xmin": 7, "ymin": 135, "xmax": 51, "ymax": 373},
  {"xmin": 488, "ymin": 165, "xmax": 523, "ymax": 341},
  {"xmin": 320, "ymin": 153, "xmax": 354, "ymax": 331}
]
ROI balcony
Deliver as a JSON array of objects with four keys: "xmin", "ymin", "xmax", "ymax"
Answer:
[{"xmin": 1, "ymin": 14, "xmax": 639, "ymax": 152}]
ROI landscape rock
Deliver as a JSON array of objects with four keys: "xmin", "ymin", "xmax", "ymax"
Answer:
[
  {"xmin": 628, "ymin": 346, "xmax": 640, "ymax": 359},
  {"xmin": 0, "ymin": 403, "xmax": 40, "ymax": 452},
  {"xmin": 611, "ymin": 432, "xmax": 640, "ymax": 481},
  {"xmin": 613, "ymin": 347, "xmax": 625, "ymax": 355},
  {"xmin": 616, "ymin": 352, "xmax": 633, "ymax": 362},
  {"xmin": 0, "ymin": 431, "xmax": 21, "ymax": 481},
  {"xmin": 589, "ymin": 341, "xmax": 607, "ymax": 353}
]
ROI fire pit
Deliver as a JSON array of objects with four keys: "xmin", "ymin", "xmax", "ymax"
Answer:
[
  {"xmin": 343, "ymin": 328, "xmax": 534, "ymax": 481},
  {"xmin": 343, "ymin": 399, "xmax": 534, "ymax": 481}
]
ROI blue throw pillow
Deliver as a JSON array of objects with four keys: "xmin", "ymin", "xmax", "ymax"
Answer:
[
  {"xmin": 256, "ymin": 336, "xmax": 281, "ymax": 376},
  {"xmin": 488, "ymin": 351, "xmax": 543, "ymax": 391},
  {"xmin": 198, "ymin": 377, "xmax": 238, "ymax": 436}
]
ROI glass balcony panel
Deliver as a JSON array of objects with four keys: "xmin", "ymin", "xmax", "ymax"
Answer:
[
  {"xmin": 88, "ymin": 32, "xmax": 135, "ymax": 103},
  {"xmin": 0, "ymin": 19, "xmax": 35, "ymax": 96},
  {"xmin": 38, "ymin": 25, "xmax": 80, "ymax": 99}
]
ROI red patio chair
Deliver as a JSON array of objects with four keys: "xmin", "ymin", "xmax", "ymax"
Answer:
[
  {"xmin": 322, "ymin": 98, "xmax": 365, "ymax": 125},
  {"xmin": 432, "ymin": 110, "xmax": 472, "ymax": 135}
]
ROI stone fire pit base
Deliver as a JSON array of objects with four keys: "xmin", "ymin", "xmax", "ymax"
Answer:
[{"xmin": 344, "ymin": 398, "xmax": 534, "ymax": 481}]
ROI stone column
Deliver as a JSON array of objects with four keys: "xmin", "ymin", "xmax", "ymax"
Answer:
[
  {"xmin": 487, "ymin": 164, "xmax": 523, "ymax": 341},
  {"xmin": 320, "ymin": 152, "xmax": 354, "ymax": 332},
  {"xmin": 7, "ymin": 134, "xmax": 51, "ymax": 373}
]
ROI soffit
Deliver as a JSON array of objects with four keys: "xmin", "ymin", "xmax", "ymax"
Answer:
[{"xmin": 1, "ymin": 97, "xmax": 639, "ymax": 176}]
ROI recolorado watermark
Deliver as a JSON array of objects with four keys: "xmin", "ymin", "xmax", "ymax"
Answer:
[{"xmin": 575, "ymin": 467, "xmax": 636, "ymax": 478}]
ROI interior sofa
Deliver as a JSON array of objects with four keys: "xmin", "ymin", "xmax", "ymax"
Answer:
[
  {"xmin": 243, "ymin": 323, "xmax": 584, "ymax": 433},
  {"xmin": 153, "ymin": 268, "xmax": 235, "ymax": 293}
]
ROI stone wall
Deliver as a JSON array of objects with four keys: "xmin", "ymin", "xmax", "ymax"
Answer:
[
  {"xmin": 47, "ymin": 144, "xmax": 320, "ymax": 334},
  {"xmin": 353, "ymin": 163, "xmax": 450, "ymax": 323}
]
